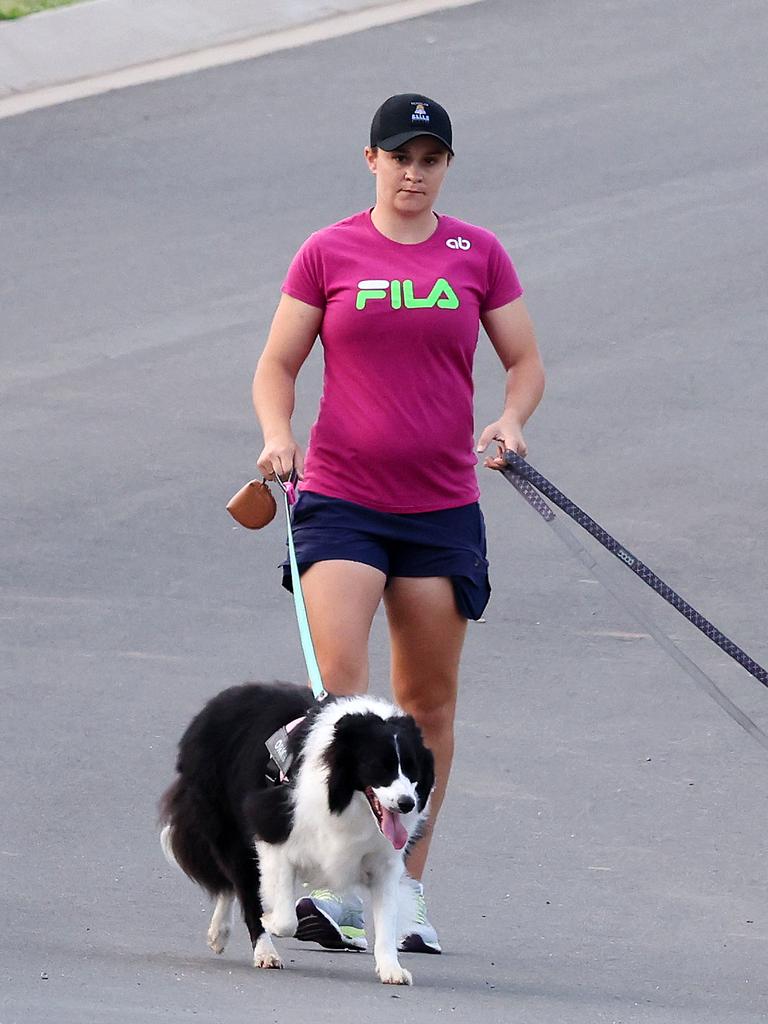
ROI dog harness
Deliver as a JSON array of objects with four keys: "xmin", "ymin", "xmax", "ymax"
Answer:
[{"xmin": 264, "ymin": 715, "xmax": 306, "ymax": 785}]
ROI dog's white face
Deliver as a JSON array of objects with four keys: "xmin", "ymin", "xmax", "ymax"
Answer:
[
  {"xmin": 365, "ymin": 789, "xmax": 418, "ymax": 850},
  {"xmin": 371, "ymin": 772, "xmax": 418, "ymax": 814},
  {"xmin": 324, "ymin": 708, "xmax": 435, "ymax": 851},
  {"xmin": 364, "ymin": 737, "xmax": 421, "ymax": 850}
]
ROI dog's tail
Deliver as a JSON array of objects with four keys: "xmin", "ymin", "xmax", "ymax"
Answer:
[
  {"xmin": 157, "ymin": 778, "xmax": 231, "ymax": 897},
  {"xmin": 158, "ymin": 779, "xmax": 182, "ymax": 870},
  {"xmin": 160, "ymin": 822, "xmax": 179, "ymax": 869}
]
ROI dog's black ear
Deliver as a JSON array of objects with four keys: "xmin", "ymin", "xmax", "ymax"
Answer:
[
  {"xmin": 327, "ymin": 763, "xmax": 356, "ymax": 815},
  {"xmin": 325, "ymin": 715, "xmax": 366, "ymax": 815},
  {"xmin": 398, "ymin": 716, "xmax": 435, "ymax": 811}
]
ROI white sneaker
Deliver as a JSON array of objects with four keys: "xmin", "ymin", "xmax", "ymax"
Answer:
[
  {"xmin": 294, "ymin": 889, "xmax": 367, "ymax": 951},
  {"xmin": 397, "ymin": 875, "xmax": 441, "ymax": 954}
]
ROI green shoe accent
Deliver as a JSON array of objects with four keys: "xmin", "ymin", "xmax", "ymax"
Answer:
[
  {"xmin": 398, "ymin": 877, "xmax": 441, "ymax": 954},
  {"xmin": 295, "ymin": 889, "xmax": 367, "ymax": 951}
]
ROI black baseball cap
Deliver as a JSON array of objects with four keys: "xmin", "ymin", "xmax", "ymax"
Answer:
[{"xmin": 370, "ymin": 93, "xmax": 454, "ymax": 155}]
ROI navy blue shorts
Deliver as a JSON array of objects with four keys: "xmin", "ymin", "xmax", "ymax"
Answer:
[{"xmin": 280, "ymin": 490, "xmax": 491, "ymax": 620}]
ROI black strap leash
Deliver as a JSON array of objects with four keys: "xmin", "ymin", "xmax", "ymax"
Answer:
[{"xmin": 502, "ymin": 450, "xmax": 768, "ymax": 751}]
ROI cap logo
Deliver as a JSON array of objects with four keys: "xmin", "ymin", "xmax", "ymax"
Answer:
[{"xmin": 411, "ymin": 102, "xmax": 430, "ymax": 124}]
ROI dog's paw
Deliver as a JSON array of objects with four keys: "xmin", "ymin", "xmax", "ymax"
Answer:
[
  {"xmin": 207, "ymin": 922, "xmax": 230, "ymax": 955},
  {"xmin": 253, "ymin": 934, "xmax": 284, "ymax": 970},
  {"xmin": 261, "ymin": 911, "xmax": 298, "ymax": 938},
  {"xmin": 204, "ymin": 921, "xmax": 231, "ymax": 958},
  {"xmin": 254, "ymin": 951, "xmax": 284, "ymax": 970},
  {"xmin": 207, "ymin": 893, "xmax": 234, "ymax": 955},
  {"xmin": 376, "ymin": 963, "xmax": 413, "ymax": 986}
]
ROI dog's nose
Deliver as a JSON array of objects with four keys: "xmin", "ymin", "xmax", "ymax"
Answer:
[{"xmin": 397, "ymin": 795, "xmax": 415, "ymax": 813}]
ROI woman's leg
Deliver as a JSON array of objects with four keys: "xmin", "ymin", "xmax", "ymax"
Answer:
[
  {"xmin": 383, "ymin": 576, "xmax": 468, "ymax": 880},
  {"xmin": 293, "ymin": 559, "xmax": 387, "ymax": 951},
  {"xmin": 299, "ymin": 559, "xmax": 387, "ymax": 696}
]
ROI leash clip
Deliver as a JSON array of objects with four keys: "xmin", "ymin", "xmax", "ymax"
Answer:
[{"xmin": 273, "ymin": 471, "xmax": 298, "ymax": 506}]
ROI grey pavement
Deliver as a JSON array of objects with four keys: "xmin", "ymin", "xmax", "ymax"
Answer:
[
  {"xmin": 0, "ymin": 0, "xmax": 466, "ymax": 97},
  {"xmin": 2, "ymin": 0, "xmax": 768, "ymax": 1022}
]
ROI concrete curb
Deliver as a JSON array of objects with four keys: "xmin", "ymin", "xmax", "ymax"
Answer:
[{"xmin": 0, "ymin": 0, "xmax": 484, "ymax": 120}]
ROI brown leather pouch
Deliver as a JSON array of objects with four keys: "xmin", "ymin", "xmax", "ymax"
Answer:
[{"xmin": 226, "ymin": 479, "xmax": 277, "ymax": 529}]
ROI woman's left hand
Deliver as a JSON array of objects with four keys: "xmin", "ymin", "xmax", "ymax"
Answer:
[{"xmin": 476, "ymin": 416, "xmax": 528, "ymax": 470}]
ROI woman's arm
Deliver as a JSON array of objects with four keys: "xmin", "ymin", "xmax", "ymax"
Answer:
[
  {"xmin": 252, "ymin": 293, "xmax": 323, "ymax": 479},
  {"xmin": 477, "ymin": 297, "xmax": 545, "ymax": 469}
]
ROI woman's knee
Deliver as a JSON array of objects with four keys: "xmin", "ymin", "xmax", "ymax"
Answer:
[
  {"xmin": 301, "ymin": 559, "xmax": 386, "ymax": 696},
  {"xmin": 397, "ymin": 688, "xmax": 456, "ymax": 739},
  {"xmin": 318, "ymin": 653, "xmax": 368, "ymax": 696}
]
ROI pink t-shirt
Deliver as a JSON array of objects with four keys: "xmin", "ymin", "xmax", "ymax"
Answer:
[{"xmin": 281, "ymin": 210, "xmax": 523, "ymax": 513}]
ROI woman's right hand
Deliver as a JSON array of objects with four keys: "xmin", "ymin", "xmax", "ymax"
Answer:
[{"xmin": 257, "ymin": 435, "xmax": 305, "ymax": 481}]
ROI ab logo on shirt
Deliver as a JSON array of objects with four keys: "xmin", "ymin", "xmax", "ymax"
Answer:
[{"xmin": 356, "ymin": 278, "xmax": 460, "ymax": 310}]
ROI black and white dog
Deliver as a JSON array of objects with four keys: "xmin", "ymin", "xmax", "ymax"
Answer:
[{"xmin": 159, "ymin": 682, "xmax": 434, "ymax": 985}]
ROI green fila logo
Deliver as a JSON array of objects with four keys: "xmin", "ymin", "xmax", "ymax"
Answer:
[{"xmin": 355, "ymin": 278, "xmax": 460, "ymax": 310}]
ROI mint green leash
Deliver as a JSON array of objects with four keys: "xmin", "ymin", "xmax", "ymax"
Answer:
[{"xmin": 275, "ymin": 477, "xmax": 327, "ymax": 702}]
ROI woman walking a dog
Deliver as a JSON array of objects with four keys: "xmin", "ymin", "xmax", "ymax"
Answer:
[{"xmin": 253, "ymin": 93, "xmax": 545, "ymax": 953}]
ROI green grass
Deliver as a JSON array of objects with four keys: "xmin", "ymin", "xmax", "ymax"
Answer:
[{"xmin": 0, "ymin": 0, "xmax": 84, "ymax": 19}]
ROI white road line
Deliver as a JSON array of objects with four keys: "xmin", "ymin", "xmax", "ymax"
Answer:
[{"xmin": 0, "ymin": 0, "xmax": 484, "ymax": 121}]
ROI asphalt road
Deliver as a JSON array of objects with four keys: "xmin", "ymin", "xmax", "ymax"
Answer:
[{"xmin": 2, "ymin": 1, "xmax": 768, "ymax": 1021}]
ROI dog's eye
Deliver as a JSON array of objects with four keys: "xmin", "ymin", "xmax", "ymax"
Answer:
[{"xmin": 368, "ymin": 769, "xmax": 395, "ymax": 787}]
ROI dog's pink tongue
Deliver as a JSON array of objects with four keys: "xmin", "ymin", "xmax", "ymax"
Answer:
[{"xmin": 381, "ymin": 808, "xmax": 409, "ymax": 850}]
